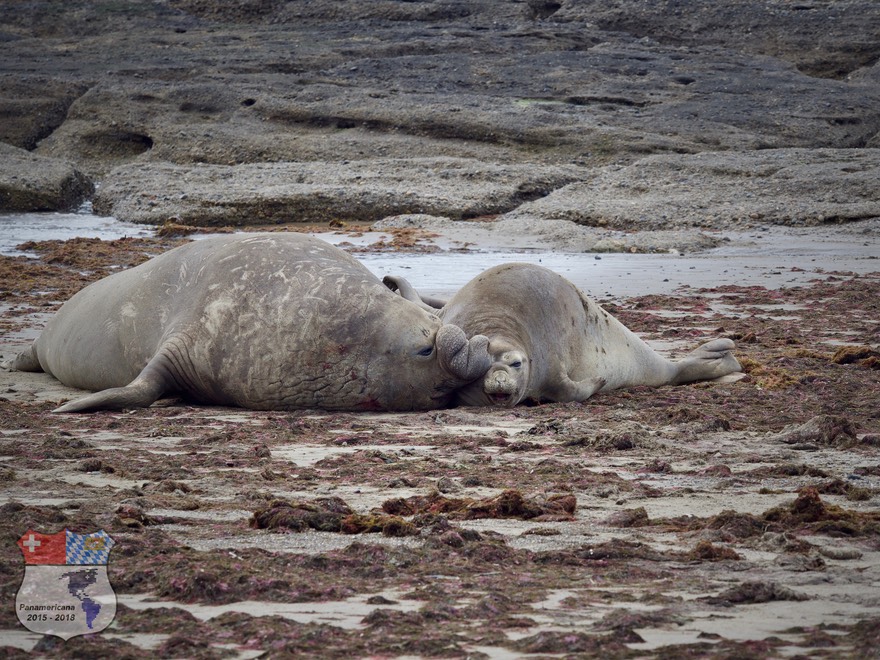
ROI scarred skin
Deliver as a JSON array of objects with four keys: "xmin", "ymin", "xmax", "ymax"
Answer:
[
  {"xmin": 11, "ymin": 234, "xmax": 491, "ymax": 412},
  {"xmin": 385, "ymin": 263, "xmax": 741, "ymax": 407}
]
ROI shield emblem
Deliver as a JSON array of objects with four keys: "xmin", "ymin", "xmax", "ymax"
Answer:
[{"xmin": 16, "ymin": 529, "xmax": 117, "ymax": 640}]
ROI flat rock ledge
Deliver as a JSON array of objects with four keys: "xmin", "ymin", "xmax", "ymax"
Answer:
[
  {"xmin": 92, "ymin": 158, "xmax": 583, "ymax": 226},
  {"xmin": 0, "ymin": 143, "xmax": 94, "ymax": 213},
  {"xmin": 506, "ymin": 148, "xmax": 880, "ymax": 230},
  {"xmin": 374, "ymin": 214, "xmax": 722, "ymax": 255},
  {"xmin": 90, "ymin": 149, "xmax": 880, "ymax": 250}
]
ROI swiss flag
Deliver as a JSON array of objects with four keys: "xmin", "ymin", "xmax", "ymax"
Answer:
[{"xmin": 17, "ymin": 530, "xmax": 67, "ymax": 565}]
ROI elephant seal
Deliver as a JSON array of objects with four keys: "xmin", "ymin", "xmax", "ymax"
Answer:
[
  {"xmin": 11, "ymin": 234, "xmax": 491, "ymax": 412},
  {"xmin": 384, "ymin": 263, "xmax": 741, "ymax": 407}
]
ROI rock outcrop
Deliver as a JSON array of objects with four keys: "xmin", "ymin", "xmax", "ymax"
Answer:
[
  {"xmin": 1, "ymin": 0, "xmax": 878, "ymax": 238},
  {"xmin": 0, "ymin": 143, "xmax": 94, "ymax": 213}
]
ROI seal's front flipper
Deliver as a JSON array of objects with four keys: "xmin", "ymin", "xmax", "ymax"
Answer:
[
  {"xmin": 53, "ymin": 360, "xmax": 170, "ymax": 413},
  {"xmin": 672, "ymin": 338, "xmax": 741, "ymax": 385},
  {"xmin": 7, "ymin": 345, "xmax": 42, "ymax": 372},
  {"xmin": 547, "ymin": 373, "xmax": 606, "ymax": 403}
]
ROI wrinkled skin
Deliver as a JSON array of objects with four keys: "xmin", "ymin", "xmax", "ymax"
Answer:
[
  {"xmin": 12, "ymin": 234, "xmax": 491, "ymax": 412},
  {"xmin": 385, "ymin": 263, "xmax": 741, "ymax": 407}
]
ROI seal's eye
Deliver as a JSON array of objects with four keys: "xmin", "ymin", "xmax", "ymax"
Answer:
[
  {"xmin": 510, "ymin": 361, "xmax": 522, "ymax": 369},
  {"xmin": 417, "ymin": 346, "xmax": 434, "ymax": 357}
]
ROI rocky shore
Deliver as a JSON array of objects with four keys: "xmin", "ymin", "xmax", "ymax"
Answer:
[{"xmin": 2, "ymin": 0, "xmax": 879, "ymax": 251}]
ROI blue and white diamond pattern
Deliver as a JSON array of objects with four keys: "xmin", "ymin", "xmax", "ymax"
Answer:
[{"xmin": 65, "ymin": 530, "xmax": 115, "ymax": 565}]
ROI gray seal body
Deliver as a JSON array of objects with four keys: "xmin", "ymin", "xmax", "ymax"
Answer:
[
  {"xmin": 386, "ymin": 263, "xmax": 741, "ymax": 407},
  {"xmin": 13, "ymin": 234, "xmax": 491, "ymax": 412}
]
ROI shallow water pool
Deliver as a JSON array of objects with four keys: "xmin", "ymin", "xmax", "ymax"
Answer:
[{"xmin": 1, "ymin": 209, "xmax": 876, "ymax": 299}]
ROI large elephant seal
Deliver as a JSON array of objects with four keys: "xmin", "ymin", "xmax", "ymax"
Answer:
[
  {"xmin": 385, "ymin": 263, "xmax": 741, "ymax": 407},
  {"xmin": 11, "ymin": 234, "xmax": 491, "ymax": 412}
]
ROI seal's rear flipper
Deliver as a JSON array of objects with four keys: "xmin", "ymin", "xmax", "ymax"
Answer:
[
  {"xmin": 383, "ymin": 275, "xmax": 447, "ymax": 311},
  {"xmin": 673, "ymin": 338, "xmax": 741, "ymax": 385},
  {"xmin": 53, "ymin": 360, "xmax": 169, "ymax": 413}
]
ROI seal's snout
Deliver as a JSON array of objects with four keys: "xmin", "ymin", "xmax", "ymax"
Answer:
[
  {"xmin": 485, "ymin": 368, "xmax": 515, "ymax": 390},
  {"xmin": 483, "ymin": 367, "xmax": 519, "ymax": 406},
  {"xmin": 437, "ymin": 325, "xmax": 491, "ymax": 382}
]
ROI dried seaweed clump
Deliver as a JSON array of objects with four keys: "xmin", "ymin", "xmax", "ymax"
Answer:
[
  {"xmin": 339, "ymin": 513, "xmax": 418, "ymax": 537},
  {"xmin": 250, "ymin": 497, "xmax": 419, "ymax": 537},
  {"xmin": 606, "ymin": 488, "xmax": 880, "ymax": 541},
  {"xmin": 685, "ymin": 540, "xmax": 742, "ymax": 562},
  {"xmin": 831, "ymin": 345, "xmax": 880, "ymax": 369},
  {"xmin": 382, "ymin": 488, "xmax": 576, "ymax": 521},
  {"xmin": 762, "ymin": 487, "xmax": 880, "ymax": 537},
  {"xmin": 738, "ymin": 356, "xmax": 800, "ymax": 389},
  {"xmin": 703, "ymin": 581, "xmax": 809, "ymax": 606},
  {"xmin": 602, "ymin": 507, "xmax": 649, "ymax": 528},
  {"xmin": 775, "ymin": 414, "xmax": 859, "ymax": 448},
  {"xmin": 250, "ymin": 496, "xmax": 354, "ymax": 532}
]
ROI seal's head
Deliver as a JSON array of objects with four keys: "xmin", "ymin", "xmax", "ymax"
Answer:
[
  {"xmin": 453, "ymin": 338, "xmax": 529, "ymax": 407},
  {"xmin": 363, "ymin": 299, "xmax": 491, "ymax": 411}
]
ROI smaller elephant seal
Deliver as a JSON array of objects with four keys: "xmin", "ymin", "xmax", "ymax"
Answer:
[
  {"xmin": 11, "ymin": 234, "xmax": 491, "ymax": 413},
  {"xmin": 384, "ymin": 263, "xmax": 741, "ymax": 407}
]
